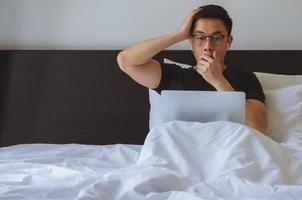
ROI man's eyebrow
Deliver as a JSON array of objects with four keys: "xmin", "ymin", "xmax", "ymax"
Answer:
[
  {"xmin": 194, "ymin": 30, "xmax": 205, "ymax": 34},
  {"xmin": 193, "ymin": 30, "xmax": 224, "ymax": 35}
]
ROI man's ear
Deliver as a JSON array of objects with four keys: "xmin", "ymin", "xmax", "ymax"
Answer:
[
  {"xmin": 188, "ymin": 37, "xmax": 192, "ymax": 50},
  {"xmin": 226, "ymin": 35, "xmax": 233, "ymax": 50},
  {"xmin": 188, "ymin": 38, "xmax": 193, "ymax": 51},
  {"xmin": 226, "ymin": 43, "xmax": 230, "ymax": 50}
]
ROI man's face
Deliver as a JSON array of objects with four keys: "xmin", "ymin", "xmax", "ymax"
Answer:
[{"xmin": 189, "ymin": 18, "xmax": 233, "ymax": 66}]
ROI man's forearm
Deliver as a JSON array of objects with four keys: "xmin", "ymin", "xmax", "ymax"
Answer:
[
  {"xmin": 118, "ymin": 8, "xmax": 199, "ymax": 68},
  {"xmin": 246, "ymin": 112, "xmax": 267, "ymax": 134},
  {"xmin": 118, "ymin": 32, "xmax": 184, "ymax": 67},
  {"xmin": 245, "ymin": 101, "xmax": 268, "ymax": 134},
  {"xmin": 214, "ymin": 79, "xmax": 268, "ymax": 134}
]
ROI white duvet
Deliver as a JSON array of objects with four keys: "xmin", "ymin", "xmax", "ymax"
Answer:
[{"xmin": 1, "ymin": 121, "xmax": 302, "ymax": 200}]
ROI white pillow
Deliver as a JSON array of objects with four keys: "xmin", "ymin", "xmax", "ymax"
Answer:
[
  {"xmin": 163, "ymin": 58, "xmax": 191, "ymax": 69},
  {"xmin": 255, "ymin": 72, "xmax": 302, "ymax": 90},
  {"xmin": 265, "ymin": 84, "xmax": 302, "ymax": 140},
  {"xmin": 149, "ymin": 89, "xmax": 161, "ymax": 129}
]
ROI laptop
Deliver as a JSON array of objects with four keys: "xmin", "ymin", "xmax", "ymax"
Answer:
[{"xmin": 150, "ymin": 90, "xmax": 245, "ymax": 128}]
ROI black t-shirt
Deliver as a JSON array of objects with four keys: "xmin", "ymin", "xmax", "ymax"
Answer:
[{"xmin": 154, "ymin": 63, "xmax": 265, "ymax": 103}]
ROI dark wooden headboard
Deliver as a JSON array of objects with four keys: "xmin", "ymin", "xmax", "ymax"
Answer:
[{"xmin": 1, "ymin": 50, "xmax": 302, "ymax": 147}]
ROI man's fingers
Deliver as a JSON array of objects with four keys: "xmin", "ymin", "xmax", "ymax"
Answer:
[
  {"xmin": 197, "ymin": 59, "xmax": 209, "ymax": 66},
  {"xmin": 195, "ymin": 63, "xmax": 209, "ymax": 74},
  {"xmin": 188, "ymin": 8, "xmax": 201, "ymax": 21},
  {"xmin": 200, "ymin": 55, "xmax": 214, "ymax": 63},
  {"xmin": 213, "ymin": 51, "xmax": 217, "ymax": 59},
  {"xmin": 195, "ymin": 67, "xmax": 206, "ymax": 75},
  {"xmin": 192, "ymin": 7, "xmax": 202, "ymax": 13}
]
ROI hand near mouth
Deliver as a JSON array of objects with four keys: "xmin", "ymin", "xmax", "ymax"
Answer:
[{"xmin": 194, "ymin": 51, "xmax": 234, "ymax": 91}]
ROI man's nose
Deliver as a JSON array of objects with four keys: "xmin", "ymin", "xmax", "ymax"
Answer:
[{"xmin": 203, "ymin": 39, "xmax": 214, "ymax": 53}]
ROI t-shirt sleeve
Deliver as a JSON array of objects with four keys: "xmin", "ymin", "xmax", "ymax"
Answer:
[
  {"xmin": 242, "ymin": 72, "xmax": 265, "ymax": 103},
  {"xmin": 154, "ymin": 62, "xmax": 182, "ymax": 94}
]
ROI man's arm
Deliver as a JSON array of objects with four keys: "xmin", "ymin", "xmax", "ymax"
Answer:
[
  {"xmin": 245, "ymin": 99, "xmax": 268, "ymax": 134},
  {"xmin": 204, "ymin": 72, "xmax": 268, "ymax": 134},
  {"xmin": 117, "ymin": 9, "xmax": 201, "ymax": 89},
  {"xmin": 194, "ymin": 55, "xmax": 268, "ymax": 134},
  {"xmin": 117, "ymin": 32, "xmax": 184, "ymax": 89}
]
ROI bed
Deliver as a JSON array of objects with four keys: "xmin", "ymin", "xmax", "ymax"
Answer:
[{"xmin": 0, "ymin": 50, "xmax": 302, "ymax": 199}]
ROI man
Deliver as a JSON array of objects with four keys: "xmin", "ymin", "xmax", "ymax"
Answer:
[{"xmin": 117, "ymin": 5, "xmax": 267, "ymax": 134}]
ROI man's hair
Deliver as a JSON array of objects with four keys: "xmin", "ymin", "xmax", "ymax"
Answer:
[{"xmin": 190, "ymin": 5, "xmax": 233, "ymax": 36}]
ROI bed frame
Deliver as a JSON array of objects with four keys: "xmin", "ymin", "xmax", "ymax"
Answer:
[{"xmin": 1, "ymin": 50, "xmax": 302, "ymax": 147}]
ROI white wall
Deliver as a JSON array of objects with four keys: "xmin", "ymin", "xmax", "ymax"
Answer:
[{"xmin": 0, "ymin": 0, "xmax": 301, "ymax": 50}]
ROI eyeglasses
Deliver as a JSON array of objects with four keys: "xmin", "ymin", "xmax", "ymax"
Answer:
[{"xmin": 192, "ymin": 34, "xmax": 226, "ymax": 46}]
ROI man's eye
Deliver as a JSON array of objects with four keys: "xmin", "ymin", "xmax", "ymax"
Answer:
[
  {"xmin": 196, "ymin": 37, "xmax": 206, "ymax": 40},
  {"xmin": 214, "ymin": 36, "xmax": 223, "ymax": 41}
]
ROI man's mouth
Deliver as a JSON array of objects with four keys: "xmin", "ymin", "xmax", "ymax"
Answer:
[
  {"xmin": 201, "ymin": 54, "xmax": 214, "ymax": 60},
  {"xmin": 204, "ymin": 54, "xmax": 214, "ymax": 58}
]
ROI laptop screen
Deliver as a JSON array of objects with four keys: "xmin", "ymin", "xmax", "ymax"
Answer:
[{"xmin": 150, "ymin": 90, "xmax": 245, "ymax": 129}]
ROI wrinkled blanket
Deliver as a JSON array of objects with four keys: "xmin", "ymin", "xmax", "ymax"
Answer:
[{"xmin": 1, "ymin": 121, "xmax": 302, "ymax": 200}]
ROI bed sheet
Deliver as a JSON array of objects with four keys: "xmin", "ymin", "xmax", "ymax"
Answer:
[{"xmin": 1, "ymin": 121, "xmax": 302, "ymax": 200}]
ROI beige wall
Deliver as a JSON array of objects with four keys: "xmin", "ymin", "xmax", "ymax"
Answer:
[{"xmin": 0, "ymin": 0, "xmax": 301, "ymax": 50}]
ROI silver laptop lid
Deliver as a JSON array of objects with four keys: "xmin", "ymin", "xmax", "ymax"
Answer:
[{"xmin": 152, "ymin": 90, "xmax": 245, "ymax": 128}]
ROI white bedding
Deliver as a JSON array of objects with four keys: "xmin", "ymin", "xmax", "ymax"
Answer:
[{"xmin": 1, "ymin": 121, "xmax": 302, "ymax": 200}]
